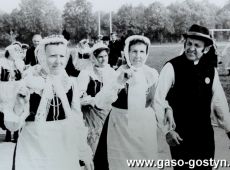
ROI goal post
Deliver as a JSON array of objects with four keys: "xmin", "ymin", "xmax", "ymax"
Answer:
[{"xmin": 210, "ymin": 29, "xmax": 230, "ymax": 41}]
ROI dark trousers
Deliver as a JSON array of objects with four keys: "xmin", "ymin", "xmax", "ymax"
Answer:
[{"xmin": 170, "ymin": 143, "xmax": 215, "ymax": 170}]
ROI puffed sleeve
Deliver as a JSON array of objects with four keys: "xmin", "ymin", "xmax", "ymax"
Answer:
[
  {"xmin": 0, "ymin": 80, "xmax": 30, "ymax": 131},
  {"xmin": 71, "ymin": 79, "xmax": 93, "ymax": 161},
  {"xmin": 94, "ymin": 68, "xmax": 122, "ymax": 110},
  {"xmin": 211, "ymin": 69, "xmax": 230, "ymax": 133},
  {"xmin": 153, "ymin": 63, "xmax": 175, "ymax": 134},
  {"xmin": 76, "ymin": 70, "xmax": 90, "ymax": 97}
]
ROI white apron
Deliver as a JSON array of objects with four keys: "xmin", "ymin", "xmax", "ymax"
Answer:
[
  {"xmin": 15, "ymin": 118, "xmax": 81, "ymax": 170},
  {"xmin": 107, "ymin": 70, "xmax": 158, "ymax": 170},
  {"xmin": 107, "ymin": 107, "xmax": 158, "ymax": 170}
]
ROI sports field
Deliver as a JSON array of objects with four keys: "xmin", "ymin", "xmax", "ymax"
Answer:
[{"xmin": 0, "ymin": 43, "xmax": 230, "ymax": 169}]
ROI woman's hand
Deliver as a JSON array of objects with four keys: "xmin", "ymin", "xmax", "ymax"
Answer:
[
  {"xmin": 80, "ymin": 95, "xmax": 95, "ymax": 106},
  {"xmin": 14, "ymin": 85, "xmax": 30, "ymax": 116},
  {"xmin": 117, "ymin": 69, "xmax": 133, "ymax": 86}
]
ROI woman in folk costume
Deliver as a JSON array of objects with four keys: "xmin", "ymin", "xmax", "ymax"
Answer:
[
  {"xmin": 73, "ymin": 39, "xmax": 93, "ymax": 72},
  {"xmin": 2, "ymin": 35, "xmax": 94, "ymax": 170},
  {"xmin": 0, "ymin": 43, "xmax": 25, "ymax": 142},
  {"xmin": 93, "ymin": 35, "xmax": 170, "ymax": 170},
  {"xmin": 77, "ymin": 43, "xmax": 116, "ymax": 153}
]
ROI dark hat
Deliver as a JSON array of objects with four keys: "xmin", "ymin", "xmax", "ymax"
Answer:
[
  {"xmin": 102, "ymin": 36, "xmax": 110, "ymax": 41},
  {"xmin": 21, "ymin": 43, "xmax": 29, "ymax": 49},
  {"xmin": 183, "ymin": 24, "xmax": 213, "ymax": 46}
]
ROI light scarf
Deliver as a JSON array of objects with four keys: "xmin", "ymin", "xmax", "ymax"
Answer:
[
  {"xmin": 34, "ymin": 71, "xmax": 72, "ymax": 121},
  {"xmin": 31, "ymin": 35, "xmax": 72, "ymax": 121},
  {"xmin": 122, "ymin": 35, "xmax": 152, "ymax": 126}
]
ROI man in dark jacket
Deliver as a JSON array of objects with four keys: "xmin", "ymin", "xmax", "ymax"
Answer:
[
  {"xmin": 24, "ymin": 34, "xmax": 42, "ymax": 66},
  {"xmin": 108, "ymin": 32, "xmax": 123, "ymax": 68},
  {"xmin": 154, "ymin": 24, "xmax": 230, "ymax": 170}
]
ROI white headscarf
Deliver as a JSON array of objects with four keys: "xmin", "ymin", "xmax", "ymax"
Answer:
[
  {"xmin": 4, "ymin": 44, "xmax": 25, "ymax": 72},
  {"xmin": 91, "ymin": 43, "xmax": 109, "ymax": 67},
  {"xmin": 123, "ymin": 35, "xmax": 151, "ymax": 71},
  {"xmin": 36, "ymin": 35, "xmax": 68, "ymax": 74}
]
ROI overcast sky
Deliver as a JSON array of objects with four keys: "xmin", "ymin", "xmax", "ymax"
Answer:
[{"xmin": 0, "ymin": 0, "xmax": 228, "ymax": 13}]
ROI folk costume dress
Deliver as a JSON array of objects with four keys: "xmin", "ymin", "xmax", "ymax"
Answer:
[
  {"xmin": 0, "ymin": 58, "xmax": 22, "ymax": 130},
  {"xmin": 13, "ymin": 69, "xmax": 91, "ymax": 170},
  {"xmin": 0, "ymin": 44, "xmax": 25, "ymax": 141},
  {"xmin": 2, "ymin": 37, "xmax": 92, "ymax": 170},
  {"xmin": 77, "ymin": 64, "xmax": 116, "ymax": 153},
  {"xmin": 94, "ymin": 35, "xmax": 162, "ymax": 170}
]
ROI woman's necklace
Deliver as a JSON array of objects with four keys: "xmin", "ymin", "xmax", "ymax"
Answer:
[{"xmin": 48, "ymin": 85, "xmax": 62, "ymax": 120}]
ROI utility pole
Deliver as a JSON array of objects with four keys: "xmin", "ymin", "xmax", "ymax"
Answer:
[
  {"xmin": 98, "ymin": 11, "xmax": 101, "ymax": 36},
  {"xmin": 109, "ymin": 11, "xmax": 112, "ymax": 34}
]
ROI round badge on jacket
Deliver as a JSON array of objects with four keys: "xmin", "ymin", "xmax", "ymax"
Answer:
[{"xmin": 205, "ymin": 77, "xmax": 210, "ymax": 84}]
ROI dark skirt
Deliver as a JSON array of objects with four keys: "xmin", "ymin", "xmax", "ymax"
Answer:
[
  {"xmin": 0, "ymin": 112, "xmax": 6, "ymax": 130},
  {"xmin": 93, "ymin": 113, "xmax": 110, "ymax": 170},
  {"xmin": 82, "ymin": 105, "xmax": 109, "ymax": 153}
]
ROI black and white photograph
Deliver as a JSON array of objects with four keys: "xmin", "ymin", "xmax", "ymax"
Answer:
[{"xmin": 0, "ymin": 0, "xmax": 230, "ymax": 170}]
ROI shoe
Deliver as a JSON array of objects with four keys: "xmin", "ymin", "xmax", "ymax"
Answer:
[
  {"xmin": 4, "ymin": 130, "xmax": 11, "ymax": 142},
  {"xmin": 12, "ymin": 140, "xmax": 17, "ymax": 143}
]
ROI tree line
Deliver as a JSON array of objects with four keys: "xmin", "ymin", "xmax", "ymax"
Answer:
[{"xmin": 1, "ymin": 0, "xmax": 230, "ymax": 47}]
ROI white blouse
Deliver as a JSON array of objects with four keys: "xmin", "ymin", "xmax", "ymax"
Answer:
[{"xmin": 154, "ymin": 62, "xmax": 230, "ymax": 133}]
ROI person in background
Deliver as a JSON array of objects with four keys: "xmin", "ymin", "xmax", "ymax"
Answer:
[
  {"xmin": 21, "ymin": 43, "xmax": 29, "ymax": 60},
  {"xmin": 62, "ymin": 30, "xmax": 80, "ymax": 77},
  {"xmin": 0, "ymin": 43, "xmax": 25, "ymax": 143},
  {"xmin": 72, "ymin": 39, "xmax": 92, "ymax": 73},
  {"xmin": 108, "ymin": 32, "xmax": 123, "ymax": 69},
  {"xmin": 24, "ymin": 34, "xmax": 42, "ymax": 66},
  {"xmin": 154, "ymin": 24, "xmax": 230, "ymax": 170},
  {"xmin": 77, "ymin": 43, "xmax": 116, "ymax": 154},
  {"xmin": 102, "ymin": 36, "xmax": 110, "ymax": 46},
  {"xmin": 96, "ymin": 35, "xmax": 103, "ymax": 44}
]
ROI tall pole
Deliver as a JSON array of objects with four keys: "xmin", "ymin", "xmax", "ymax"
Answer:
[
  {"xmin": 98, "ymin": 11, "xmax": 101, "ymax": 36},
  {"xmin": 10, "ymin": 30, "xmax": 13, "ymax": 43},
  {"xmin": 109, "ymin": 11, "xmax": 112, "ymax": 34}
]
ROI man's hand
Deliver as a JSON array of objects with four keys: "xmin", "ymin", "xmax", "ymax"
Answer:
[
  {"xmin": 164, "ymin": 108, "xmax": 176, "ymax": 130},
  {"xmin": 166, "ymin": 130, "xmax": 183, "ymax": 147}
]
